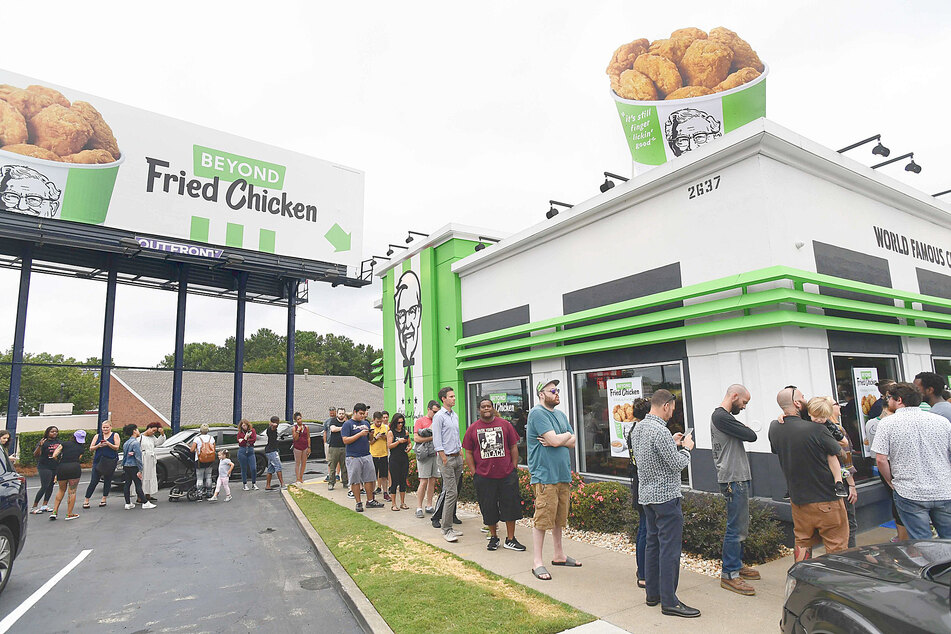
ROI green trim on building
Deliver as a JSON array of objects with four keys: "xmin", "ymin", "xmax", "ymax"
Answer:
[
  {"xmin": 419, "ymin": 247, "xmax": 438, "ymax": 415},
  {"xmin": 382, "ymin": 269, "xmax": 396, "ymax": 417}
]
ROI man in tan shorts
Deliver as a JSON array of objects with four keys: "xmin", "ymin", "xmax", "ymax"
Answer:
[{"xmin": 768, "ymin": 386, "xmax": 849, "ymax": 560}]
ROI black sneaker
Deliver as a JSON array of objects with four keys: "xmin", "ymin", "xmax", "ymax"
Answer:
[
  {"xmin": 487, "ymin": 536, "xmax": 500, "ymax": 551},
  {"xmin": 453, "ymin": 516, "xmax": 462, "ymax": 525},
  {"xmin": 366, "ymin": 499, "xmax": 384, "ymax": 508},
  {"xmin": 432, "ymin": 520, "xmax": 442, "ymax": 529},
  {"xmin": 355, "ymin": 502, "xmax": 364, "ymax": 512},
  {"xmin": 834, "ymin": 482, "xmax": 848, "ymax": 498},
  {"xmin": 504, "ymin": 538, "xmax": 526, "ymax": 551},
  {"xmin": 374, "ymin": 487, "xmax": 382, "ymax": 494},
  {"xmin": 347, "ymin": 491, "xmax": 355, "ymax": 499}
]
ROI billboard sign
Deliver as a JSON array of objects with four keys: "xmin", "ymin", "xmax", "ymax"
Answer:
[{"xmin": 0, "ymin": 70, "xmax": 364, "ymax": 266}]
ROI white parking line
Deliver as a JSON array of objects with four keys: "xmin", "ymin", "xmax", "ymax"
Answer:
[{"xmin": 0, "ymin": 549, "xmax": 92, "ymax": 634}]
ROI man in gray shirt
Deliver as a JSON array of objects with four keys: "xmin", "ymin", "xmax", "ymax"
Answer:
[
  {"xmin": 915, "ymin": 372, "xmax": 951, "ymax": 422},
  {"xmin": 710, "ymin": 384, "xmax": 760, "ymax": 597},
  {"xmin": 432, "ymin": 386, "xmax": 464, "ymax": 543}
]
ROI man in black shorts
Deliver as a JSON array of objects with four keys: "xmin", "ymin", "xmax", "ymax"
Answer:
[{"xmin": 463, "ymin": 396, "xmax": 526, "ymax": 551}]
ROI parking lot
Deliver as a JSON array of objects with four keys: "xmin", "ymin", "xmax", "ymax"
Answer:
[{"xmin": 0, "ymin": 458, "xmax": 360, "ymax": 633}]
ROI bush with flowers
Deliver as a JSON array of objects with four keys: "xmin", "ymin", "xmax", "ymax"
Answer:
[{"xmin": 568, "ymin": 480, "xmax": 632, "ymax": 533}]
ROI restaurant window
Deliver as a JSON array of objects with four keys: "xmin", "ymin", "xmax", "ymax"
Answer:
[
  {"xmin": 573, "ymin": 361, "xmax": 687, "ymax": 482},
  {"xmin": 832, "ymin": 353, "xmax": 900, "ymax": 484},
  {"xmin": 933, "ymin": 358, "xmax": 951, "ymax": 386},
  {"xmin": 466, "ymin": 377, "xmax": 530, "ymax": 466}
]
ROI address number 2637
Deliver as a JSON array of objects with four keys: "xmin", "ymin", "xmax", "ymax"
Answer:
[{"xmin": 687, "ymin": 175, "xmax": 720, "ymax": 200}]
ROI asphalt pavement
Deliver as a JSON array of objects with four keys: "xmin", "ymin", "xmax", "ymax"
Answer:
[{"xmin": 0, "ymin": 458, "xmax": 360, "ymax": 633}]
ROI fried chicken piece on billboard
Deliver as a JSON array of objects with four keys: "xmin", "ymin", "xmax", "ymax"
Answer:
[
  {"xmin": 633, "ymin": 54, "xmax": 683, "ymax": 97},
  {"xmin": 0, "ymin": 144, "xmax": 62, "ymax": 161},
  {"xmin": 71, "ymin": 101, "xmax": 120, "ymax": 159},
  {"xmin": 679, "ymin": 39, "xmax": 733, "ymax": 89},
  {"xmin": 61, "ymin": 149, "xmax": 116, "ymax": 164},
  {"xmin": 713, "ymin": 67, "xmax": 761, "ymax": 92},
  {"xmin": 0, "ymin": 87, "xmax": 54, "ymax": 121},
  {"xmin": 615, "ymin": 69, "xmax": 658, "ymax": 101},
  {"xmin": 665, "ymin": 85, "xmax": 714, "ymax": 100},
  {"xmin": 709, "ymin": 27, "xmax": 764, "ymax": 73},
  {"xmin": 606, "ymin": 38, "xmax": 650, "ymax": 91},
  {"xmin": 28, "ymin": 104, "xmax": 93, "ymax": 157},
  {"xmin": 671, "ymin": 27, "xmax": 708, "ymax": 40},
  {"xmin": 0, "ymin": 99, "xmax": 28, "ymax": 146},
  {"xmin": 26, "ymin": 85, "xmax": 70, "ymax": 108},
  {"xmin": 647, "ymin": 38, "xmax": 694, "ymax": 66}
]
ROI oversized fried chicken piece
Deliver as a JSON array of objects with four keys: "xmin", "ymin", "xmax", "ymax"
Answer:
[
  {"xmin": 679, "ymin": 39, "xmax": 733, "ymax": 89},
  {"xmin": 648, "ymin": 38, "xmax": 694, "ymax": 66},
  {"xmin": 0, "ymin": 88, "xmax": 54, "ymax": 121},
  {"xmin": 62, "ymin": 149, "xmax": 116, "ymax": 164},
  {"xmin": 615, "ymin": 69, "xmax": 658, "ymax": 101},
  {"xmin": 1, "ymin": 144, "xmax": 62, "ymax": 161},
  {"xmin": 633, "ymin": 54, "xmax": 683, "ymax": 97},
  {"xmin": 71, "ymin": 101, "xmax": 120, "ymax": 159},
  {"xmin": 28, "ymin": 104, "xmax": 93, "ymax": 157},
  {"xmin": 665, "ymin": 85, "xmax": 714, "ymax": 100},
  {"xmin": 26, "ymin": 85, "xmax": 70, "ymax": 108},
  {"xmin": 0, "ymin": 100, "xmax": 28, "ymax": 146},
  {"xmin": 709, "ymin": 27, "xmax": 764, "ymax": 73},
  {"xmin": 713, "ymin": 67, "xmax": 761, "ymax": 92},
  {"xmin": 671, "ymin": 27, "xmax": 707, "ymax": 41},
  {"xmin": 0, "ymin": 85, "xmax": 17, "ymax": 99},
  {"xmin": 606, "ymin": 38, "xmax": 650, "ymax": 90}
]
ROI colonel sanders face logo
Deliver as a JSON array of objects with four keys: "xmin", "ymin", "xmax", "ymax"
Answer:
[
  {"xmin": 0, "ymin": 165, "xmax": 61, "ymax": 218},
  {"xmin": 395, "ymin": 270, "xmax": 421, "ymax": 387},
  {"xmin": 665, "ymin": 108, "xmax": 722, "ymax": 157}
]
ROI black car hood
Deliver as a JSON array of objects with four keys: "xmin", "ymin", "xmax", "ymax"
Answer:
[{"xmin": 802, "ymin": 540, "xmax": 951, "ymax": 583}]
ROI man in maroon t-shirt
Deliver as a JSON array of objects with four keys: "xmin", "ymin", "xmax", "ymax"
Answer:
[{"xmin": 463, "ymin": 396, "xmax": 526, "ymax": 552}]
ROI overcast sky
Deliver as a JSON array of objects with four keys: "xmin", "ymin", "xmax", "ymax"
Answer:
[{"xmin": 0, "ymin": 1, "xmax": 947, "ymax": 369}]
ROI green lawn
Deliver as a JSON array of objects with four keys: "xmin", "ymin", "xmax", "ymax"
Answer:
[{"xmin": 290, "ymin": 489, "xmax": 594, "ymax": 633}]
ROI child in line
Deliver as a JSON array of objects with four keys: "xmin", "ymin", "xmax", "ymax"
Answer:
[
  {"xmin": 211, "ymin": 449, "xmax": 234, "ymax": 502},
  {"xmin": 806, "ymin": 397, "xmax": 852, "ymax": 499}
]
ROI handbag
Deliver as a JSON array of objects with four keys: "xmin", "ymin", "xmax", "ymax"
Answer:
[
  {"xmin": 415, "ymin": 427, "xmax": 436, "ymax": 458},
  {"xmin": 96, "ymin": 457, "xmax": 118, "ymax": 477}
]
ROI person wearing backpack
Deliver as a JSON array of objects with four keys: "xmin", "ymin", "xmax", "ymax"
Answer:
[
  {"xmin": 413, "ymin": 400, "xmax": 440, "ymax": 518},
  {"xmin": 190, "ymin": 424, "xmax": 216, "ymax": 498}
]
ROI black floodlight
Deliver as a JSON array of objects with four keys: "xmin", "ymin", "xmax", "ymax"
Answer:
[
  {"xmin": 546, "ymin": 200, "xmax": 573, "ymax": 220},
  {"xmin": 872, "ymin": 152, "xmax": 919, "ymax": 173},
  {"xmin": 838, "ymin": 134, "xmax": 889, "ymax": 158},
  {"xmin": 600, "ymin": 171, "xmax": 630, "ymax": 193},
  {"xmin": 905, "ymin": 159, "xmax": 922, "ymax": 174},
  {"xmin": 386, "ymin": 243, "xmax": 409, "ymax": 256},
  {"xmin": 474, "ymin": 236, "xmax": 499, "ymax": 252},
  {"xmin": 405, "ymin": 230, "xmax": 428, "ymax": 244},
  {"xmin": 872, "ymin": 142, "xmax": 890, "ymax": 157}
]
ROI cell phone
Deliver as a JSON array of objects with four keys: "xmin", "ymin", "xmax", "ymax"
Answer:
[{"xmin": 684, "ymin": 428, "xmax": 693, "ymax": 437}]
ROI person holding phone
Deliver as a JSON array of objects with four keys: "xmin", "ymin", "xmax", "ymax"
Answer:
[{"xmin": 291, "ymin": 412, "xmax": 310, "ymax": 486}]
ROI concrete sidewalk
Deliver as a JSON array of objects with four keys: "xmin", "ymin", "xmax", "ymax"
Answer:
[{"xmin": 298, "ymin": 477, "xmax": 896, "ymax": 632}]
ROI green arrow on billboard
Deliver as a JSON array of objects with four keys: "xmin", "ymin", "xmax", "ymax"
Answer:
[{"xmin": 325, "ymin": 223, "xmax": 352, "ymax": 252}]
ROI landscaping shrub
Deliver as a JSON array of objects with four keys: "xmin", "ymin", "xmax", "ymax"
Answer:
[
  {"xmin": 569, "ymin": 481, "xmax": 632, "ymax": 533},
  {"xmin": 678, "ymin": 490, "xmax": 785, "ymax": 564}
]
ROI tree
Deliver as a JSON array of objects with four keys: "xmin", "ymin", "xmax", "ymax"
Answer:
[{"xmin": 0, "ymin": 350, "xmax": 101, "ymax": 415}]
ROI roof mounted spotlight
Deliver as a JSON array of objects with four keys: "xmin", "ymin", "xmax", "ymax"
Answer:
[
  {"xmin": 119, "ymin": 237, "xmax": 142, "ymax": 255},
  {"xmin": 405, "ymin": 230, "xmax": 428, "ymax": 244},
  {"xmin": 386, "ymin": 243, "xmax": 409, "ymax": 256},
  {"xmin": 871, "ymin": 152, "xmax": 920, "ymax": 173},
  {"xmin": 474, "ymin": 236, "xmax": 499, "ymax": 252},
  {"xmin": 225, "ymin": 254, "xmax": 245, "ymax": 267},
  {"xmin": 546, "ymin": 200, "xmax": 573, "ymax": 220},
  {"xmin": 600, "ymin": 171, "xmax": 630, "ymax": 193},
  {"xmin": 838, "ymin": 134, "xmax": 890, "ymax": 158},
  {"xmin": 905, "ymin": 158, "xmax": 922, "ymax": 174}
]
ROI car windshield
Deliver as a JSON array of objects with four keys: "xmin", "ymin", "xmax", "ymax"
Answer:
[{"xmin": 164, "ymin": 430, "xmax": 197, "ymax": 446}]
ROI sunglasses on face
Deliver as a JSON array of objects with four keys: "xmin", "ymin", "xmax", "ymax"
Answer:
[{"xmin": 547, "ymin": 389, "xmax": 560, "ymax": 395}]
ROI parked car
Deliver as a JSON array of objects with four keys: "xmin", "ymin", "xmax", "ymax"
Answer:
[
  {"xmin": 0, "ymin": 448, "xmax": 27, "ymax": 595},
  {"xmin": 276, "ymin": 422, "xmax": 325, "ymax": 461},
  {"xmin": 112, "ymin": 427, "xmax": 267, "ymax": 489},
  {"xmin": 782, "ymin": 539, "xmax": 951, "ymax": 633}
]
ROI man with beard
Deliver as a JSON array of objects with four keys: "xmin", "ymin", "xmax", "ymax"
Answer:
[
  {"xmin": 710, "ymin": 384, "xmax": 760, "ymax": 596},
  {"xmin": 632, "ymin": 389, "xmax": 698, "ymax": 619},
  {"xmin": 768, "ymin": 386, "xmax": 847, "ymax": 561}
]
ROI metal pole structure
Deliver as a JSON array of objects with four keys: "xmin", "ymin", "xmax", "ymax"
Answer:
[
  {"xmin": 5, "ymin": 245, "xmax": 32, "ymax": 453},
  {"xmin": 232, "ymin": 271, "xmax": 248, "ymax": 426},
  {"xmin": 171, "ymin": 264, "xmax": 189, "ymax": 434},
  {"xmin": 97, "ymin": 255, "xmax": 117, "ymax": 436},
  {"xmin": 285, "ymin": 279, "xmax": 299, "ymax": 423}
]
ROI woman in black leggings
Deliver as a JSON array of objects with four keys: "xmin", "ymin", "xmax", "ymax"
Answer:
[
  {"xmin": 386, "ymin": 414, "xmax": 411, "ymax": 510},
  {"xmin": 121, "ymin": 424, "xmax": 147, "ymax": 510},
  {"xmin": 30, "ymin": 426, "xmax": 60, "ymax": 514}
]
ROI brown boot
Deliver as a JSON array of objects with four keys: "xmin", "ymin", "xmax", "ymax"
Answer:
[
  {"xmin": 738, "ymin": 566, "xmax": 761, "ymax": 580},
  {"xmin": 720, "ymin": 577, "xmax": 756, "ymax": 595}
]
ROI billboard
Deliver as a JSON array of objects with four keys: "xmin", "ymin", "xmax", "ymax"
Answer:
[{"xmin": 0, "ymin": 70, "xmax": 364, "ymax": 266}]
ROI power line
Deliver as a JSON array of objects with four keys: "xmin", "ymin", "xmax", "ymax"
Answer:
[{"xmin": 297, "ymin": 305, "xmax": 383, "ymax": 339}]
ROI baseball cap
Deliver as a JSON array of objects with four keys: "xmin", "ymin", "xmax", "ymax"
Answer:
[
  {"xmin": 74, "ymin": 429, "xmax": 87, "ymax": 442},
  {"xmin": 536, "ymin": 379, "xmax": 560, "ymax": 394}
]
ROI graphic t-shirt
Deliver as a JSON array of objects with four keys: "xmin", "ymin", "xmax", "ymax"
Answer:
[
  {"xmin": 265, "ymin": 426, "xmax": 278, "ymax": 453},
  {"xmin": 341, "ymin": 420, "xmax": 371, "ymax": 458},
  {"xmin": 327, "ymin": 419, "xmax": 346, "ymax": 448},
  {"xmin": 37, "ymin": 439, "xmax": 61, "ymax": 469},
  {"xmin": 768, "ymin": 416, "xmax": 841, "ymax": 505},
  {"xmin": 526, "ymin": 405, "xmax": 572, "ymax": 485},
  {"xmin": 463, "ymin": 417, "xmax": 518, "ymax": 479},
  {"xmin": 369, "ymin": 424, "xmax": 389, "ymax": 457}
]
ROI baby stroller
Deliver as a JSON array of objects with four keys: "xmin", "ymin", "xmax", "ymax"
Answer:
[{"xmin": 168, "ymin": 444, "xmax": 212, "ymax": 502}]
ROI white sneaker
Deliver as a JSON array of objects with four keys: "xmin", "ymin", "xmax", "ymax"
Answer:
[
  {"xmin": 243, "ymin": 484, "xmax": 250, "ymax": 491},
  {"xmin": 124, "ymin": 504, "xmax": 135, "ymax": 510},
  {"xmin": 209, "ymin": 496, "xmax": 218, "ymax": 502},
  {"xmin": 143, "ymin": 502, "xmax": 157, "ymax": 509},
  {"xmin": 225, "ymin": 495, "xmax": 232, "ymax": 502},
  {"xmin": 443, "ymin": 531, "xmax": 458, "ymax": 543},
  {"xmin": 252, "ymin": 484, "xmax": 259, "ymax": 490}
]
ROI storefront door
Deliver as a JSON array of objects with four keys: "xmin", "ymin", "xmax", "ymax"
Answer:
[{"xmin": 466, "ymin": 377, "xmax": 530, "ymax": 466}]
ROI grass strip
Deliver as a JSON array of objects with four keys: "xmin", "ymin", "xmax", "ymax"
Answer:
[{"xmin": 290, "ymin": 489, "xmax": 595, "ymax": 633}]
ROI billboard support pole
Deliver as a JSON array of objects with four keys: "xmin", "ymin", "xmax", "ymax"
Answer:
[
  {"xmin": 171, "ymin": 264, "xmax": 189, "ymax": 434},
  {"xmin": 97, "ymin": 255, "xmax": 117, "ymax": 436},
  {"xmin": 5, "ymin": 244, "xmax": 32, "ymax": 452},
  {"xmin": 285, "ymin": 279, "xmax": 299, "ymax": 423},
  {"xmin": 233, "ymin": 272, "xmax": 248, "ymax": 426}
]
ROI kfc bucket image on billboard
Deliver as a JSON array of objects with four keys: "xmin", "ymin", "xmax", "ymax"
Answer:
[
  {"xmin": 0, "ymin": 83, "xmax": 123, "ymax": 225},
  {"xmin": 605, "ymin": 27, "xmax": 767, "ymax": 173}
]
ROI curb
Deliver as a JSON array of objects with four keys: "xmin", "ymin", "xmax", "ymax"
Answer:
[{"xmin": 281, "ymin": 487, "xmax": 394, "ymax": 634}]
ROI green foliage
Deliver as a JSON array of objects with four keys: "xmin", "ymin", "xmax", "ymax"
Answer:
[
  {"xmin": 568, "ymin": 481, "xmax": 632, "ymax": 533},
  {"xmin": 0, "ymin": 351, "xmax": 102, "ymax": 415},
  {"xmin": 677, "ymin": 490, "xmax": 785, "ymax": 564},
  {"xmin": 157, "ymin": 329, "xmax": 382, "ymax": 382}
]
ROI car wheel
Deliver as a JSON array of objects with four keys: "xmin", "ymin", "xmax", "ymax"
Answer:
[
  {"xmin": 156, "ymin": 463, "xmax": 167, "ymax": 488},
  {"xmin": 0, "ymin": 525, "xmax": 15, "ymax": 596},
  {"xmin": 256, "ymin": 454, "xmax": 267, "ymax": 476}
]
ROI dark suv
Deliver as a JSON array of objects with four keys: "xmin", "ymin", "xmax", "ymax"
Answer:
[{"xmin": 0, "ymin": 449, "xmax": 27, "ymax": 595}]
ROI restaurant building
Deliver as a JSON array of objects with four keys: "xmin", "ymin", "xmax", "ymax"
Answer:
[{"xmin": 376, "ymin": 118, "xmax": 951, "ymax": 530}]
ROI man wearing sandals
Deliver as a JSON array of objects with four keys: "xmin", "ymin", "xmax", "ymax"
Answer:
[{"xmin": 527, "ymin": 378, "xmax": 580, "ymax": 581}]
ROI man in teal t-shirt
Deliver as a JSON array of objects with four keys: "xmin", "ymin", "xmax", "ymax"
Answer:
[{"xmin": 526, "ymin": 378, "xmax": 578, "ymax": 581}]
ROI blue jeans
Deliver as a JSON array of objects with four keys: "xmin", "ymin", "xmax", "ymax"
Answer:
[
  {"xmin": 635, "ymin": 505, "xmax": 647, "ymax": 581},
  {"xmin": 894, "ymin": 491, "xmax": 951, "ymax": 539},
  {"xmin": 237, "ymin": 447, "xmax": 257, "ymax": 485},
  {"xmin": 644, "ymin": 497, "xmax": 683, "ymax": 609},
  {"xmin": 720, "ymin": 480, "xmax": 750, "ymax": 578}
]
